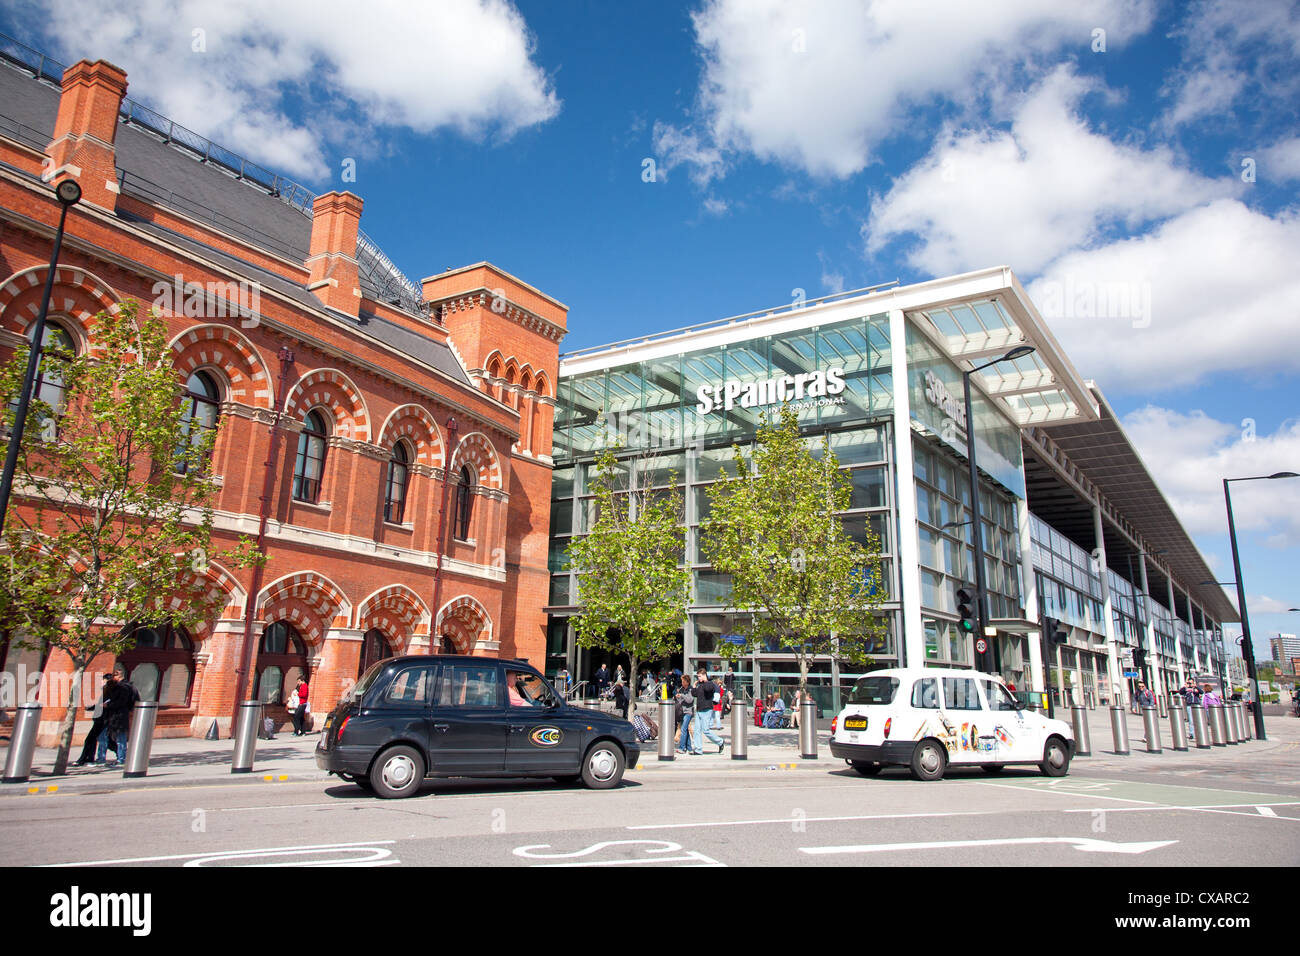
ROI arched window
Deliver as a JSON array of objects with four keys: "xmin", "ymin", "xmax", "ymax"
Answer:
[
  {"xmin": 256, "ymin": 621, "xmax": 309, "ymax": 706},
  {"xmin": 117, "ymin": 623, "xmax": 195, "ymax": 707},
  {"xmin": 176, "ymin": 371, "xmax": 220, "ymax": 475},
  {"xmin": 293, "ymin": 409, "xmax": 328, "ymax": 503},
  {"xmin": 453, "ymin": 465, "xmax": 474, "ymax": 540},
  {"xmin": 9, "ymin": 323, "xmax": 76, "ymax": 438},
  {"xmin": 384, "ymin": 441, "xmax": 410, "ymax": 523}
]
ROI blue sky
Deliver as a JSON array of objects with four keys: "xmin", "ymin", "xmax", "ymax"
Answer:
[{"xmin": 5, "ymin": 0, "xmax": 1299, "ymax": 662}]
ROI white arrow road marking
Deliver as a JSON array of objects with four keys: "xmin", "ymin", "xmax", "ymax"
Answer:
[
  {"xmin": 513, "ymin": 839, "xmax": 723, "ymax": 867},
  {"xmin": 41, "ymin": 840, "xmax": 399, "ymax": 867},
  {"xmin": 800, "ymin": 837, "xmax": 1176, "ymax": 856}
]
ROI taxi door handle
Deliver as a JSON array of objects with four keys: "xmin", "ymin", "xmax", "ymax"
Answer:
[
  {"xmin": 510, "ymin": 725, "xmax": 527, "ymax": 733},
  {"xmin": 433, "ymin": 723, "xmax": 449, "ymax": 733}
]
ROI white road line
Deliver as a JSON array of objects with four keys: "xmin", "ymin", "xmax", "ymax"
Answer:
[
  {"xmin": 628, "ymin": 809, "xmax": 1004, "ymax": 830},
  {"xmin": 38, "ymin": 840, "xmax": 397, "ymax": 867},
  {"xmin": 1256, "ymin": 806, "xmax": 1278, "ymax": 817},
  {"xmin": 976, "ymin": 781, "xmax": 1163, "ymax": 805},
  {"xmin": 1061, "ymin": 801, "xmax": 1300, "ymax": 814},
  {"xmin": 800, "ymin": 836, "xmax": 1177, "ymax": 856}
]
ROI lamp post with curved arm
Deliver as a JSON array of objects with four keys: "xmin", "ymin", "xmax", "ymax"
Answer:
[{"xmin": 1224, "ymin": 471, "xmax": 1300, "ymax": 740}]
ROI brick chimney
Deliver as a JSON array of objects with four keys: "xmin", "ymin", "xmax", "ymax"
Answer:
[
  {"xmin": 45, "ymin": 59, "xmax": 129, "ymax": 210},
  {"xmin": 306, "ymin": 191, "xmax": 364, "ymax": 317}
]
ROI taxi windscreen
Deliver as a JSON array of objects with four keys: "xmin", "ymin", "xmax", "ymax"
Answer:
[{"xmin": 847, "ymin": 676, "xmax": 899, "ymax": 705}]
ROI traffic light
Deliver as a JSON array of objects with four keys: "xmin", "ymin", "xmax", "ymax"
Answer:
[
  {"xmin": 1133, "ymin": 646, "xmax": 1147, "ymax": 670},
  {"xmin": 956, "ymin": 587, "xmax": 976, "ymax": 634},
  {"xmin": 1044, "ymin": 617, "xmax": 1068, "ymax": 645}
]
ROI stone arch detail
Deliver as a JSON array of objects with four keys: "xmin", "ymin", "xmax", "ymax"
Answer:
[
  {"xmin": 256, "ymin": 571, "xmax": 352, "ymax": 646},
  {"xmin": 450, "ymin": 431, "xmax": 503, "ymax": 490},
  {"xmin": 378, "ymin": 404, "xmax": 445, "ymax": 468},
  {"xmin": 356, "ymin": 585, "xmax": 431, "ymax": 653},
  {"xmin": 0, "ymin": 264, "xmax": 118, "ymax": 350},
  {"xmin": 282, "ymin": 368, "xmax": 371, "ymax": 441},
  {"xmin": 169, "ymin": 324, "xmax": 273, "ymax": 408},
  {"xmin": 435, "ymin": 594, "xmax": 492, "ymax": 654},
  {"xmin": 533, "ymin": 371, "xmax": 551, "ymax": 399},
  {"xmin": 168, "ymin": 559, "xmax": 247, "ymax": 637}
]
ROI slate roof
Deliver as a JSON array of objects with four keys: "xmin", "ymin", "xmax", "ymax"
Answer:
[{"xmin": 0, "ymin": 54, "xmax": 470, "ymax": 387}]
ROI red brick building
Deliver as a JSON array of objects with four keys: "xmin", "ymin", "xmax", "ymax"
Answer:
[{"xmin": 0, "ymin": 49, "xmax": 566, "ymax": 743}]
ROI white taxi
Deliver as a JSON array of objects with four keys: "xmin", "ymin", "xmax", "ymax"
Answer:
[{"xmin": 829, "ymin": 667, "xmax": 1074, "ymax": 781}]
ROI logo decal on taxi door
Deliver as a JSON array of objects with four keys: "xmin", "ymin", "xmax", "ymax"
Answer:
[{"xmin": 529, "ymin": 727, "xmax": 563, "ymax": 747}]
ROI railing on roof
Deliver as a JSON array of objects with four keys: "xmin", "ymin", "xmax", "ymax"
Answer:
[
  {"xmin": 0, "ymin": 31, "xmax": 428, "ymax": 318},
  {"xmin": 560, "ymin": 279, "xmax": 899, "ymax": 360}
]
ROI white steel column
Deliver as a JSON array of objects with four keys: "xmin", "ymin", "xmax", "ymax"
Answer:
[
  {"xmin": 888, "ymin": 307, "xmax": 925, "ymax": 668},
  {"xmin": 1018, "ymin": 496, "xmax": 1045, "ymax": 695},
  {"xmin": 1167, "ymin": 576, "xmax": 1186, "ymax": 684},
  {"xmin": 1139, "ymin": 553, "xmax": 1164, "ymax": 704},
  {"xmin": 1093, "ymin": 502, "xmax": 1122, "ymax": 707}
]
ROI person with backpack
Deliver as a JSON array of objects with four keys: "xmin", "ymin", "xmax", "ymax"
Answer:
[
  {"xmin": 102, "ymin": 664, "xmax": 139, "ymax": 766},
  {"xmin": 691, "ymin": 668, "xmax": 724, "ymax": 754}
]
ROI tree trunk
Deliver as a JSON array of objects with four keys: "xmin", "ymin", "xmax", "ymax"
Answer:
[
  {"xmin": 627, "ymin": 658, "xmax": 638, "ymax": 719},
  {"xmin": 51, "ymin": 657, "xmax": 85, "ymax": 777}
]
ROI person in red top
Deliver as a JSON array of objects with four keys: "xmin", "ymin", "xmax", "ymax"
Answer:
[{"xmin": 290, "ymin": 677, "xmax": 310, "ymax": 736}]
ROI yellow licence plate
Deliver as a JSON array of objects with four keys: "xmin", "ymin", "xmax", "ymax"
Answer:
[{"xmin": 844, "ymin": 717, "xmax": 867, "ymax": 730}]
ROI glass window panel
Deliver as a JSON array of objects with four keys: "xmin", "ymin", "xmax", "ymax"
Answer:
[
  {"xmin": 552, "ymin": 466, "xmax": 574, "ymax": 499},
  {"xmin": 848, "ymin": 466, "xmax": 886, "ymax": 510}
]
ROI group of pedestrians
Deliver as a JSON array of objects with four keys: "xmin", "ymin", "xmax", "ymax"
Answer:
[{"xmin": 74, "ymin": 665, "xmax": 138, "ymax": 766}]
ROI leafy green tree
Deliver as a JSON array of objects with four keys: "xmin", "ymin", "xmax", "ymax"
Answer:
[
  {"xmin": 0, "ymin": 301, "xmax": 258, "ymax": 774},
  {"xmin": 565, "ymin": 443, "xmax": 689, "ymax": 718},
  {"xmin": 702, "ymin": 406, "xmax": 887, "ymax": 704}
]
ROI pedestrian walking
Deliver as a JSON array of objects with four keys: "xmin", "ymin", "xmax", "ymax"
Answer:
[
  {"xmin": 289, "ymin": 677, "xmax": 309, "ymax": 735},
  {"xmin": 74, "ymin": 673, "xmax": 112, "ymax": 765},
  {"xmin": 790, "ymin": 689, "xmax": 801, "ymax": 729},
  {"xmin": 691, "ymin": 668, "xmax": 724, "ymax": 754},
  {"xmin": 1136, "ymin": 682, "xmax": 1155, "ymax": 708},
  {"xmin": 612, "ymin": 679, "xmax": 629, "ymax": 719},
  {"xmin": 102, "ymin": 665, "xmax": 139, "ymax": 766},
  {"xmin": 595, "ymin": 663, "xmax": 610, "ymax": 699},
  {"xmin": 676, "ymin": 674, "xmax": 695, "ymax": 753}
]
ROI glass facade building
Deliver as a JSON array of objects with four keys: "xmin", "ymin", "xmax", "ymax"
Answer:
[{"xmin": 546, "ymin": 270, "xmax": 1234, "ymax": 713}]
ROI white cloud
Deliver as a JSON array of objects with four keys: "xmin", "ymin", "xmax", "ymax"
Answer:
[
  {"xmin": 651, "ymin": 121, "xmax": 726, "ymax": 186},
  {"xmin": 1121, "ymin": 407, "xmax": 1300, "ymax": 549},
  {"xmin": 658, "ymin": 0, "xmax": 1155, "ymax": 182},
  {"xmin": 1251, "ymin": 595, "xmax": 1298, "ymax": 613},
  {"xmin": 1028, "ymin": 200, "xmax": 1300, "ymax": 389},
  {"xmin": 701, "ymin": 196, "xmax": 729, "ymax": 216},
  {"xmin": 1160, "ymin": 0, "xmax": 1300, "ymax": 131},
  {"xmin": 1259, "ymin": 136, "xmax": 1300, "ymax": 183},
  {"xmin": 865, "ymin": 66, "xmax": 1237, "ymax": 275},
  {"xmin": 20, "ymin": 0, "xmax": 560, "ymax": 181}
]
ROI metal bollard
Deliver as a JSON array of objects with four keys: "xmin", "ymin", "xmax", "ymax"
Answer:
[
  {"xmin": 1141, "ymin": 706, "xmax": 1162, "ymax": 753},
  {"xmin": 1222, "ymin": 704, "xmax": 1239, "ymax": 746},
  {"xmin": 1208, "ymin": 704, "xmax": 1228, "ymax": 746},
  {"xmin": 231, "ymin": 700, "xmax": 262, "ymax": 773},
  {"xmin": 1109, "ymin": 705, "xmax": 1130, "ymax": 755},
  {"xmin": 122, "ymin": 701, "xmax": 159, "ymax": 778},
  {"xmin": 1190, "ymin": 707, "xmax": 1211, "ymax": 749},
  {"xmin": 1169, "ymin": 700, "xmax": 1189, "ymax": 751},
  {"xmin": 1234, "ymin": 703, "xmax": 1248, "ymax": 743},
  {"xmin": 657, "ymin": 699, "xmax": 675, "ymax": 762},
  {"xmin": 1070, "ymin": 705, "xmax": 1091, "ymax": 757},
  {"xmin": 798, "ymin": 699, "xmax": 818, "ymax": 760},
  {"xmin": 2, "ymin": 703, "xmax": 43, "ymax": 783},
  {"xmin": 1243, "ymin": 704, "xmax": 1254, "ymax": 740},
  {"xmin": 730, "ymin": 700, "xmax": 748, "ymax": 760},
  {"xmin": 1158, "ymin": 695, "xmax": 1168, "ymax": 719}
]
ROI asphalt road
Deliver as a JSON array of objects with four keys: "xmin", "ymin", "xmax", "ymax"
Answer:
[{"xmin": 4, "ymin": 751, "xmax": 1298, "ymax": 868}]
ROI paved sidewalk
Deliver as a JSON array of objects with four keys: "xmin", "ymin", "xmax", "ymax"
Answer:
[{"xmin": 2, "ymin": 708, "xmax": 1295, "ymax": 794}]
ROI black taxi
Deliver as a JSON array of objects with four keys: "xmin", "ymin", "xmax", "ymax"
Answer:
[{"xmin": 315, "ymin": 655, "xmax": 639, "ymax": 798}]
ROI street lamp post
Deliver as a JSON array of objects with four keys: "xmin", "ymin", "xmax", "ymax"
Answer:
[
  {"xmin": 0, "ymin": 178, "xmax": 82, "ymax": 538},
  {"xmin": 962, "ymin": 345, "xmax": 1035, "ymax": 674},
  {"xmin": 1224, "ymin": 471, "xmax": 1300, "ymax": 740},
  {"xmin": 429, "ymin": 416, "xmax": 460, "ymax": 654}
]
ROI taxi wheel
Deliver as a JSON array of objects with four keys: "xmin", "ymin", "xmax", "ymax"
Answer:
[
  {"xmin": 369, "ymin": 745, "xmax": 425, "ymax": 798},
  {"xmin": 850, "ymin": 760, "xmax": 882, "ymax": 776},
  {"xmin": 1040, "ymin": 737, "xmax": 1070, "ymax": 777},
  {"xmin": 910, "ymin": 740, "xmax": 947, "ymax": 781},
  {"xmin": 581, "ymin": 742, "xmax": 625, "ymax": 789}
]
